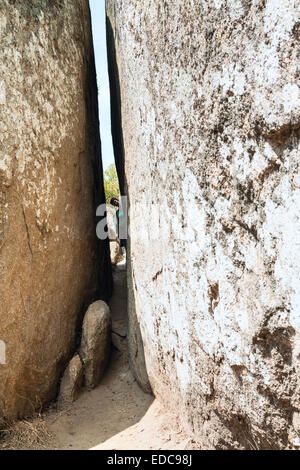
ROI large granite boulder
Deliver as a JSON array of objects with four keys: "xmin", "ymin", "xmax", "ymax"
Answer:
[
  {"xmin": 107, "ymin": 0, "xmax": 300, "ymax": 449},
  {"xmin": 0, "ymin": 0, "xmax": 112, "ymax": 420}
]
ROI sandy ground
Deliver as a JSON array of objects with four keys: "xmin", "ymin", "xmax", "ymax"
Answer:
[
  {"xmin": 0, "ymin": 263, "xmax": 196, "ymax": 450},
  {"xmin": 91, "ymin": 399, "xmax": 197, "ymax": 451}
]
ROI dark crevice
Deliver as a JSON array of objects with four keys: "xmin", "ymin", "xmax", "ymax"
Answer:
[
  {"xmin": 86, "ymin": 4, "xmax": 113, "ymax": 303},
  {"xmin": 106, "ymin": 16, "xmax": 126, "ymax": 197},
  {"xmin": 106, "ymin": 11, "xmax": 152, "ymax": 395}
]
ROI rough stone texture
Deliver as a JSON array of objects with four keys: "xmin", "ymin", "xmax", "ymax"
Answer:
[
  {"xmin": 107, "ymin": 205, "xmax": 118, "ymax": 241},
  {"xmin": 57, "ymin": 354, "xmax": 83, "ymax": 409},
  {"xmin": 0, "ymin": 0, "xmax": 112, "ymax": 420},
  {"xmin": 110, "ymin": 240, "xmax": 120, "ymax": 265},
  {"xmin": 107, "ymin": 0, "xmax": 300, "ymax": 449},
  {"xmin": 127, "ymin": 233, "xmax": 152, "ymax": 394},
  {"xmin": 79, "ymin": 300, "xmax": 111, "ymax": 390},
  {"xmin": 107, "ymin": 205, "xmax": 121, "ymax": 264}
]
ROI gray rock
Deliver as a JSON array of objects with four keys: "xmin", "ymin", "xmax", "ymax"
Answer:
[
  {"xmin": 110, "ymin": 240, "xmax": 121, "ymax": 265},
  {"xmin": 127, "ymin": 235, "xmax": 152, "ymax": 394},
  {"xmin": 80, "ymin": 301, "xmax": 111, "ymax": 390},
  {"xmin": 58, "ymin": 354, "xmax": 83, "ymax": 409},
  {"xmin": 107, "ymin": 205, "xmax": 118, "ymax": 241},
  {"xmin": 107, "ymin": 0, "xmax": 300, "ymax": 450}
]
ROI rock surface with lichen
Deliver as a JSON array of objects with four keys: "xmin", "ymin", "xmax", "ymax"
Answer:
[
  {"xmin": 107, "ymin": 0, "xmax": 300, "ymax": 449},
  {"xmin": 0, "ymin": 0, "xmax": 112, "ymax": 420}
]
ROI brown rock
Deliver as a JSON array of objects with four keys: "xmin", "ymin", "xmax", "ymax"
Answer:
[
  {"xmin": 57, "ymin": 354, "xmax": 83, "ymax": 409},
  {"xmin": 0, "ymin": 0, "xmax": 112, "ymax": 421},
  {"xmin": 80, "ymin": 301, "xmax": 111, "ymax": 390}
]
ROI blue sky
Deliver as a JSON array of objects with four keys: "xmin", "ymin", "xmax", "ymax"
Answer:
[{"xmin": 90, "ymin": 0, "xmax": 114, "ymax": 172}]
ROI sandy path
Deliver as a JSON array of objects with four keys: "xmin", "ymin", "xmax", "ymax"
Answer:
[
  {"xmin": 43, "ymin": 263, "xmax": 153, "ymax": 450},
  {"xmin": 1, "ymin": 263, "xmax": 195, "ymax": 450}
]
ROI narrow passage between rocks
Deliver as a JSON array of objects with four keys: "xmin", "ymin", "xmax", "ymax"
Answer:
[{"xmin": 2, "ymin": 263, "xmax": 193, "ymax": 451}]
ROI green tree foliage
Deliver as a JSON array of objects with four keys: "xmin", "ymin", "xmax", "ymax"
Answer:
[{"xmin": 103, "ymin": 163, "xmax": 120, "ymax": 204}]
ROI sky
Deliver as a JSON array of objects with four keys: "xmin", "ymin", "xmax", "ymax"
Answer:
[{"xmin": 89, "ymin": 0, "xmax": 114, "ymax": 172}]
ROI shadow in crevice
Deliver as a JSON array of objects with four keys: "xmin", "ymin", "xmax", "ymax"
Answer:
[
  {"xmin": 84, "ymin": 6, "xmax": 113, "ymax": 304},
  {"xmin": 106, "ymin": 16, "xmax": 125, "ymax": 197},
  {"xmin": 106, "ymin": 14, "xmax": 152, "ymax": 394},
  {"xmin": 41, "ymin": 264, "xmax": 153, "ymax": 451}
]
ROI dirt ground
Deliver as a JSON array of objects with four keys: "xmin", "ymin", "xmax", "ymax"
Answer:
[{"xmin": 0, "ymin": 262, "xmax": 195, "ymax": 451}]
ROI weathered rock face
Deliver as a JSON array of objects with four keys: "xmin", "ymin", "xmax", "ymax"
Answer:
[
  {"xmin": 57, "ymin": 354, "xmax": 83, "ymax": 409},
  {"xmin": 126, "ymin": 234, "xmax": 152, "ymax": 394},
  {"xmin": 0, "ymin": 0, "xmax": 112, "ymax": 420},
  {"xmin": 107, "ymin": 0, "xmax": 300, "ymax": 449},
  {"xmin": 79, "ymin": 301, "xmax": 111, "ymax": 390}
]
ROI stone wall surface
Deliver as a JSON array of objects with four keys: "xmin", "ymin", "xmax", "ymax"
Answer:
[
  {"xmin": 0, "ymin": 0, "xmax": 112, "ymax": 420},
  {"xmin": 106, "ymin": 0, "xmax": 300, "ymax": 449}
]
